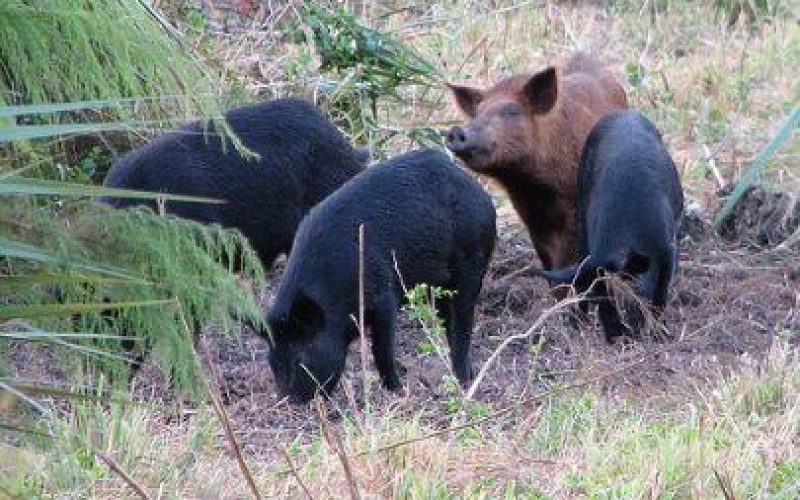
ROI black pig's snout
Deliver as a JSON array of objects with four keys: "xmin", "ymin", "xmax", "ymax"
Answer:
[{"xmin": 446, "ymin": 126, "xmax": 467, "ymax": 146}]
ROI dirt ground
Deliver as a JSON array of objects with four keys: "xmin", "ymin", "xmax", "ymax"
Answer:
[
  {"xmin": 178, "ymin": 185, "xmax": 799, "ymax": 458},
  {"xmin": 4, "ymin": 179, "xmax": 797, "ymax": 464}
]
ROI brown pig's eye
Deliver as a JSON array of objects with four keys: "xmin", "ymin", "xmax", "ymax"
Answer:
[{"xmin": 502, "ymin": 105, "xmax": 523, "ymax": 118}]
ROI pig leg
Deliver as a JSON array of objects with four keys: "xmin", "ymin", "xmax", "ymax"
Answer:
[
  {"xmin": 369, "ymin": 294, "xmax": 402, "ymax": 391},
  {"xmin": 651, "ymin": 246, "xmax": 678, "ymax": 325},
  {"xmin": 445, "ymin": 255, "xmax": 487, "ymax": 384},
  {"xmin": 594, "ymin": 282, "xmax": 629, "ymax": 341},
  {"xmin": 550, "ymin": 285, "xmax": 587, "ymax": 331},
  {"xmin": 626, "ymin": 247, "xmax": 676, "ymax": 339},
  {"xmin": 654, "ymin": 239, "xmax": 679, "ymax": 312},
  {"xmin": 598, "ymin": 300, "xmax": 628, "ymax": 342}
]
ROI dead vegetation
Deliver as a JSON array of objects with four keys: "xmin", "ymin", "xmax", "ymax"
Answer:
[{"xmin": 193, "ymin": 202, "xmax": 796, "ymax": 446}]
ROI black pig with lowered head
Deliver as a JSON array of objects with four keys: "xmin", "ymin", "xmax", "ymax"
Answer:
[
  {"xmin": 534, "ymin": 111, "xmax": 684, "ymax": 340},
  {"xmin": 265, "ymin": 149, "xmax": 497, "ymax": 403}
]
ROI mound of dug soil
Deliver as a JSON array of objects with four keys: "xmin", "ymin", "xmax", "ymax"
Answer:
[{"xmin": 718, "ymin": 185, "xmax": 800, "ymax": 249}]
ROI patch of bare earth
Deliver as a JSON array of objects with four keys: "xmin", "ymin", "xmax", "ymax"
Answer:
[
  {"xmin": 4, "ymin": 177, "xmax": 797, "ymax": 479},
  {"xmin": 178, "ymin": 186, "xmax": 799, "ymax": 460}
]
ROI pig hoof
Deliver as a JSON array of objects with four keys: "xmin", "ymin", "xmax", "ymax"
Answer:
[{"xmin": 382, "ymin": 375, "xmax": 402, "ymax": 391}]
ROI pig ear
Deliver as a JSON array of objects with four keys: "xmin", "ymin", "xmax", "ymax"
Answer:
[
  {"xmin": 523, "ymin": 67, "xmax": 558, "ymax": 114},
  {"xmin": 448, "ymin": 83, "xmax": 483, "ymax": 118}
]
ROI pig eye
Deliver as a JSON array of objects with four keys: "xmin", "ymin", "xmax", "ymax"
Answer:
[{"xmin": 502, "ymin": 105, "xmax": 523, "ymax": 118}]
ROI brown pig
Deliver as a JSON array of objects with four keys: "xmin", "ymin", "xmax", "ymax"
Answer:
[{"xmin": 446, "ymin": 52, "xmax": 627, "ymax": 270}]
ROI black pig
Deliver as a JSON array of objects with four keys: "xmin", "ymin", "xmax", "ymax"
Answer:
[
  {"xmin": 534, "ymin": 111, "xmax": 684, "ymax": 340},
  {"xmin": 265, "ymin": 149, "xmax": 497, "ymax": 403},
  {"xmin": 102, "ymin": 98, "xmax": 365, "ymax": 269}
]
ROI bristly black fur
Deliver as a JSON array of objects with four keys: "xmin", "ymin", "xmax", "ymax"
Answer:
[
  {"xmin": 102, "ymin": 97, "xmax": 366, "ymax": 270},
  {"xmin": 100, "ymin": 97, "xmax": 365, "ymax": 377},
  {"xmin": 266, "ymin": 149, "xmax": 497, "ymax": 403},
  {"xmin": 531, "ymin": 111, "xmax": 684, "ymax": 341}
]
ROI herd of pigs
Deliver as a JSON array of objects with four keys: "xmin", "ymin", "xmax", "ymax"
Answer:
[{"xmin": 102, "ymin": 52, "xmax": 684, "ymax": 404}]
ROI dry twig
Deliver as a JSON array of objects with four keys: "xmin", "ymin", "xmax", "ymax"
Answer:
[
  {"xmin": 464, "ymin": 294, "xmax": 584, "ymax": 400},
  {"xmin": 177, "ymin": 303, "xmax": 262, "ymax": 500},
  {"xmin": 357, "ymin": 224, "xmax": 372, "ymax": 422},
  {"xmin": 95, "ymin": 452, "xmax": 151, "ymax": 500},
  {"xmin": 201, "ymin": 338, "xmax": 263, "ymax": 500},
  {"xmin": 282, "ymin": 449, "xmax": 315, "ymax": 500},
  {"xmin": 315, "ymin": 398, "xmax": 362, "ymax": 500},
  {"xmin": 713, "ymin": 468, "xmax": 736, "ymax": 500}
]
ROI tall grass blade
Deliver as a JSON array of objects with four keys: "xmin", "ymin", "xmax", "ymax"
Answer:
[
  {"xmin": 0, "ymin": 175, "xmax": 223, "ymax": 203},
  {"xmin": 0, "ymin": 236, "xmax": 138, "ymax": 279},
  {"xmin": 0, "ymin": 299, "xmax": 175, "ymax": 321},
  {"xmin": 0, "ymin": 273, "xmax": 132, "ymax": 292},
  {"xmin": 0, "ymin": 381, "xmax": 49, "ymax": 415},
  {"xmin": 0, "ymin": 120, "xmax": 171, "ymax": 142},
  {"xmin": 0, "ymin": 332, "xmax": 135, "ymax": 341},
  {"xmin": 0, "ymin": 96, "xmax": 206, "ymax": 117},
  {"xmin": 714, "ymin": 106, "xmax": 800, "ymax": 230},
  {"xmin": 0, "ymin": 167, "xmax": 29, "ymax": 181},
  {"xmin": 1, "ymin": 380, "xmax": 134, "ymax": 405}
]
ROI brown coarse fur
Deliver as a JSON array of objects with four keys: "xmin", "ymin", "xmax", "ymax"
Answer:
[{"xmin": 448, "ymin": 52, "xmax": 627, "ymax": 270}]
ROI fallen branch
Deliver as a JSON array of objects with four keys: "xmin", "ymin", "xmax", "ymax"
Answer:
[
  {"xmin": 464, "ymin": 294, "xmax": 583, "ymax": 401},
  {"xmin": 177, "ymin": 303, "xmax": 262, "ymax": 500},
  {"xmin": 315, "ymin": 398, "xmax": 362, "ymax": 500},
  {"xmin": 357, "ymin": 319, "xmax": 718, "ymax": 459},
  {"xmin": 282, "ymin": 449, "xmax": 315, "ymax": 500},
  {"xmin": 95, "ymin": 452, "xmax": 151, "ymax": 500},
  {"xmin": 488, "ymin": 263, "xmax": 537, "ymax": 288}
]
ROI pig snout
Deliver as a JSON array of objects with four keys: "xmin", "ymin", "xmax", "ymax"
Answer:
[{"xmin": 446, "ymin": 126, "xmax": 480, "ymax": 158}]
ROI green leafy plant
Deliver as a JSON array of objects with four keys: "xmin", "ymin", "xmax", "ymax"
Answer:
[
  {"xmin": 402, "ymin": 283, "xmax": 490, "ymax": 418},
  {"xmin": 1, "ymin": 177, "xmax": 266, "ymax": 394},
  {"xmin": 0, "ymin": 0, "xmax": 248, "ymax": 186},
  {"xmin": 292, "ymin": 2, "xmax": 442, "ymax": 149},
  {"xmin": 0, "ymin": 1, "xmax": 222, "ymax": 114},
  {"xmin": 403, "ymin": 283, "xmax": 453, "ymax": 360}
]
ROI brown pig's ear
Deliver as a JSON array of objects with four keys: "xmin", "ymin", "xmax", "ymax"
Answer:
[
  {"xmin": 523, "ymin": 67, "xmax": 557, "ymax": 114},
  {"xmin": 447, "ymin": 83, "xmax": 484, "ymax": 118}
]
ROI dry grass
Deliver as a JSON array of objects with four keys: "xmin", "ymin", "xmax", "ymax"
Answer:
[
  {"xmin": 217, "ymin": 0, "xmax": 798, "ymax": 195},
  {"xmin": 10, "ymin": 335, "xmax": 797, "ymax": 497}
]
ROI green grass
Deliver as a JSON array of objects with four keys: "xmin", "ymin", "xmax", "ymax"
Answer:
[
  {"xmin": 4, "ymin": 337, "xmax": 797, "ymax": 497},
  {"xmin": 0, "ymin": 0, "xmax": 223, "ymax": 114}
]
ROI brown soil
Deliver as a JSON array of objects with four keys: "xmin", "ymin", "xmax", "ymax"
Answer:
[
  {"xmin": 190, "ymin": 189, "xmax": 799, "ymax": 458},
  {"xmin": 5, "ymin": 184, "xmax": 797, "ymax": 463}
]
